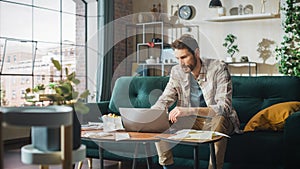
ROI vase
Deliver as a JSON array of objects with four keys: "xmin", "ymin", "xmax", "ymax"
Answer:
[
  {"xmin": 218, "ymin": 7, "xmax": 225, "ymax": 16},
  {"xmin": 225, "ymin": 56, "xmax": 233, "ymax": 63},
  {"xmin": 31, "ymin": 108, "xmax": 81, "ymax": 151}
]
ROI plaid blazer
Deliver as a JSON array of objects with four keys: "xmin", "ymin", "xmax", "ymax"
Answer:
[{"xmin": 152, "ymin": 58, "xmax": 241, "ymax": 133}]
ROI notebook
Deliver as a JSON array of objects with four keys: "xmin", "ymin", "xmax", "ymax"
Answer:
[{"xmin": 119, "ymin": 107, "xmax": 170, "ymax": 133}]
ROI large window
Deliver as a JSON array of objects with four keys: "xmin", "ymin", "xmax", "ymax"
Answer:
[{"xmin": 0, "ymin": 0, "xmax": 96, "ymax": 106}]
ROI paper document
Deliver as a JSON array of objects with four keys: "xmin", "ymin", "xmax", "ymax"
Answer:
[
  {"xmin": 214, "ymin": 131, "xmax": 231, "ymax": 138},
  {"xmin": 115, "ymin": 133, "xmax": 130, "ymax": 141},
  {"xmin": 88, "ymin": 122, "xmax": 103, "ymax": 126},
  {"xmin": 81, "ymin": 122, "xmax": 103, "ymax": 130},
  {"xmin": 168, "ymin": 129, "xmax": 230, "ymax": 140},
  {"xmin": 82, "ymin": 132, "xmax": 113, "ymax": 138}
]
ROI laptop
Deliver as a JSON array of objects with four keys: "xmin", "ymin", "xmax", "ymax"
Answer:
[{"xmin": 119, "ymin": 107, "xmax": 170, "ymax": 133}]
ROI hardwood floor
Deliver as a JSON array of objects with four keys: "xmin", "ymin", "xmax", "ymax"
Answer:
[
  {"xmin": 4, "ymin": 148, "xmax": 116, "ymax": 169},
  {"xmin": 3, "ymin": 141, "xmax": 162, "ymax": 169}
]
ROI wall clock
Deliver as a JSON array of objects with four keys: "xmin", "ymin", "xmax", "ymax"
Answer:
[{"xmin": 178, "ymin": 5, "xmax": 195, "ymax": 20}]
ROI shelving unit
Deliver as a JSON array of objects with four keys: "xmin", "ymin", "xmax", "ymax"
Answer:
[
  {"xmin": 129, "ymin": 21, "xmax": 178, "ymax": 76},
  {"xmin": 138, "ymin": 63, "xmax": 177, "ymax": 76},
  {"xmin": 135, "ymin": 22, "xmax": 165, "ymax": 64},
  {"xmin": 125, "ymin": 21, "xmax": 200, "ymax": 76},
  {"xmin": 205, "ymin": 13, "xmax": 280, "ymax": 22}
]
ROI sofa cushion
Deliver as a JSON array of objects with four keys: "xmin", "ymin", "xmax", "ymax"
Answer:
[
  {"xmin": 232, "ymin": 76, "xmax": 300, "ymax": 129},
  {"xmin": 109, "ymin": 76, "xmax": 169, "ymax": 114},
  {"xmin": 244, "ymin": 101, "xmax": 300, "ymax": 132},
  {"xmin": 225, "ymin": 131, "xmax": 284, "ymax": 164}
]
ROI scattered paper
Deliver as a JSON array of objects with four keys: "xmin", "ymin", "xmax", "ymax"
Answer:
[
  {"xmin": 82, "ymin": 131, "xmax": 113, "ymax": 138},
  {"xmin": 188, "ymin": 132, "xmax": 213, "ymax": 140},
  {"xmin": 88, "ymin": 122, "xmax": 103, "ymax": 126},
  {"xmin": 168, "ymin": 129, "xmax": 230, "ymax": 140},
  {"xmin": 81, "ymin": 122, "xmax": 103, "ymax": 130},
  {"xmin": 115, "ymin": 133, "xmax": 130, "ymax": 141},
  {"xmin": 168, "ymin": 131, "xmax": 190, "ymax": 139},
  {"xmin": 213, "ymin": 131, "xmax": 230, "ymax": 138}
]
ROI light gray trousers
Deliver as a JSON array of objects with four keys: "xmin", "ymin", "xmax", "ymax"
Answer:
[{"xmin": 155, "ymin": 115, "xmax": 234, "ymax": 169}]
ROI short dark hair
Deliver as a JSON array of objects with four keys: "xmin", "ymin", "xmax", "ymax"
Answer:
[{"xmin": 171, "ymin": 34, "xmax": 199, "ymax": 56}]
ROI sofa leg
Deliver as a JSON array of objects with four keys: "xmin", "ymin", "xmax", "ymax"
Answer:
[
  {"xmin": 87, "ymin": 158, "xmax": 93, "ymax": 169},
  {"xmin": 77, "ymin": 161, "xmax": 83, "ymax": 169}
]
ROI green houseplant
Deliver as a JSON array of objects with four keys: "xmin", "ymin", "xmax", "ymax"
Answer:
[
  {"xmin": 47, "ymin": 58, "xmax": 90, "ymax": 113},
  {"xmin": 223, "ymin": 34, "xmax": 239, "ymax": 62},
  {"xmin": 32, "ymin": 84, "xmax": 46, "ymax": 93},
  {"xmin": 29, "ymin": 58, "xmax": 90, "ymax": 151},
  {"xmin": 275, "ymin": 0, "xmax": 300, "ymax": 77},
  {"xmin": 26, "ymin": 58, "xmax": 90, "ymax": 113}
]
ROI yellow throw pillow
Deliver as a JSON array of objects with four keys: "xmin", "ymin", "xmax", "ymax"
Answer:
[{"xmin": 244, "ymin": 101, "xmax": 300, "ymax": 132}]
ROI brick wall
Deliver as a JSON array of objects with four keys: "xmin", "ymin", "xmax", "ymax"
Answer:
[
  {"xmin": 113, "ymin": 0, "xmax": 134, "ymax": 79},
  {"xmin": 75, "ymin": 1, "xmax": 86, "ymax": 93},
  {"xmin": 75, "ymin": 1, "xmax": 134, "ymax": 93}
]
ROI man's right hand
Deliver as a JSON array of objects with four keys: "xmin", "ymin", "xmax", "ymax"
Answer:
[{"xmin": 168, "ymin": 107, "xmax": 194, "ymax": 123}]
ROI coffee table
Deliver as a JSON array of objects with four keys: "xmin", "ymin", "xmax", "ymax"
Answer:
[
  {"xmin": 81, "ymin": 129, "xmax": 161, "ymax": 169},
  {"xmin": 157, "ymin": 134, "xmax": 223, "ymax": 169}
]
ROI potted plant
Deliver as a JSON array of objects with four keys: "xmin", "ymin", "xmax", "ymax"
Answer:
[
  {"xmin": 275, "ymin": 0, "xmax": 300, "ymax": 77},
  {"xmin": 30, "ymin": 58, "xmax": 90, "ymax": 151},
  {"xmin": 223, "ymin": 33, "xmax": 239, "ymax": 62},
  {"xmin": 33, "ymin": 84, "xmax": 46, "ymax": 93}
]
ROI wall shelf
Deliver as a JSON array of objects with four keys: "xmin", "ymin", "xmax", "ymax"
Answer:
[
  {"xmin": 225, "ymin": 62, "xmax": 257, "ymax": 76},
  {"xmin": 205, "ymin": 13, "xmax": 280, "ymax": 22}
]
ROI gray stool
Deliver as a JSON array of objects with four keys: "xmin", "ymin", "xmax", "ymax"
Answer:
[
  {"xmin": 21, "ymin": 144, "xmax": 86, "ymax": 169},
  {"xmin": 0, "ymin": 106, "xmax": 86, "ymax": 169}
]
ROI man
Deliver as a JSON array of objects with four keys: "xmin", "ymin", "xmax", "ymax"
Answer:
[{"xmin": 151, "ymin": 34, "xmax": 241, "ymax": 169}]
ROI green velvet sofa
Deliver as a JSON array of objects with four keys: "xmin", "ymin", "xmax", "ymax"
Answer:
[{"xmin": 82, "ymin": 76, "xmax": 300, "ymax": 169}]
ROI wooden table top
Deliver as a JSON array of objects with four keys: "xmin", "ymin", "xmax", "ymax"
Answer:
[
  {"xmin": 156, "ymin": 134, "xmax": 223, "ymax": 145},
  {"xmin": 81, "ymin": 129, "xmax": 223, "ymax": 145},
  {"xmin": 81, "ymin": 129, "xmax": 162, "ymax": 142}
]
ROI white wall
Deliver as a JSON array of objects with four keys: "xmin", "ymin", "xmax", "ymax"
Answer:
[{"xmin": 132, "ymin": 0, "xmax": 283, "ymax": 75}]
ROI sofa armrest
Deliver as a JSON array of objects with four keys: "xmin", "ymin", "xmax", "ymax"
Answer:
[
  {"xmin": 284, "ymin": 111, "xmax": 300, "ymax": 168},
  {"xmin": 97, "ymin": 101, "xmax": 110, "ymax": 115},
  {"xmin": 81, "ymin": 102, "xmax": 110, "ymax": 123}
]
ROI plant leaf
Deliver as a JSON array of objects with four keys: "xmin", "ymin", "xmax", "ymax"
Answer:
[
  {"xmin": 80, "ymin": 90, "xmax": 90, "ymax": 99},
  {"xmin": 74, "ymin": 101, "xmax": 90, "ymax": 114},
  {"xmin": 72, "ymin": 79, "xmax": 80, "ymax": 85},
  {"xmin": 51, "ymin": 58, "xmax": 62, "ymax": 71}
]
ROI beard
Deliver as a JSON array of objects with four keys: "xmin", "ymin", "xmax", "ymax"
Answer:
[
  {"xmin": 181, "ymin": 64, "xmax": 192, "ymax": 73},
  {"xmin": 180, "ymin": 55, "xmax": 197, "ymax": 73}
]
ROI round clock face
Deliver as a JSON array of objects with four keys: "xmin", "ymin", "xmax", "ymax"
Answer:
[{"xmin": 179, "ymin": 5, "xmax": 193, "ymax": 20}]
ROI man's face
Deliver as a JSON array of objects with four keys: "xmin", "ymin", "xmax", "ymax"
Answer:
[{"xmin": 174, "ymin": 48, "xmax": 197, "ymax": 73}]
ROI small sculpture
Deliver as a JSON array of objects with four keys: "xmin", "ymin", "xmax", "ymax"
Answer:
[
  {"xmin": 151, "ymin": 4, "xmax": 161, "ymax": 21},
  {"xmin": 261, "ymin": 0, "xmax": 266, "ymax": 13}
]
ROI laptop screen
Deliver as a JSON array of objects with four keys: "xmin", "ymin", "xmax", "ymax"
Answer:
[{"xmin": 119, "ymin": 108, "xmax": 170, "ymax": 133}]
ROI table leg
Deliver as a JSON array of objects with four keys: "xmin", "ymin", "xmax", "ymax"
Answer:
[
  {"xmin": 61, "ymin": 125, "xmax": 72, "ymax": 169},
  {"xmin": 255, "ymin": 63, "xmax": 257, "ymax": 76},
  {"xmin": 132, "ymin": 143, "xmax": 139, "ymax": 169},
  {"xmin": 209, "ymin": 143, "xmax": 217, "ymax": 169},
  {"xmin": 248, "ymin": 62, "xmax": 251, "ymax": 76},
  {"xmin": 193, "ymin": 146, "xmax": 199, "ymax": 169},
  {"xmin": 99, "ymin": 143, "xmax": 104, "ymax": 169},
  {"xmin": 142, "ymin": 65, "xmax": 145, "ymax": 76},
  {"xmin": 144, "ymin": 143, "xmax": 152, "ymax": 169}
]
